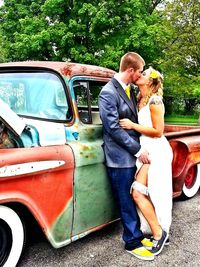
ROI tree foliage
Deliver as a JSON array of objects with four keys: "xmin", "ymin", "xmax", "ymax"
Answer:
[
  {"xmin": 0, "ymin": 0, "xmax": 164, "ymax": 69},
  {"xmin": 0, "ymin": 0, "xmax": 199, "ymax": 117},
  {"xmin": 162, "ymin": 0, "xmax": 200, "ymax": 75},
  {"xmin": 158, "ymin": 0, "xmax": 200, "ymax": 114},
  {"xmin": 0, "ymin": 28, "xmax": 6, "ymax": 62}
]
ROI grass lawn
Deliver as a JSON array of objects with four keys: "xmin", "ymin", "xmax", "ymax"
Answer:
[{"xmin": 165, "ymin": 115, "xmax": 199, "ymax": 125}]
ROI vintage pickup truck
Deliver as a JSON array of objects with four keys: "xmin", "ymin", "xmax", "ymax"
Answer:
[{"xmin": 0, "ymin": 61, "xmax": 199, "ymax": 266}]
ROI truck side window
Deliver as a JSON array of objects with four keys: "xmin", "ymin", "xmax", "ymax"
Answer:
[
  {"xmin": 89, "ymin": 81, "xmax": 105, "ymax": 124},
  {"xmin": 73, "ymin": 80, "xmax": 106, "ymax": 124},
  {"xmin": 73, "ymin": 81, "xmax": 91, "ymax": 124}
]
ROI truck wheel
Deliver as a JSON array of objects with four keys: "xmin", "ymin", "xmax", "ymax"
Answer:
[
  {"xmin": 181, "ymin": 164, "xmax": 200, "ymax": 199},
  {"xmin": 0, "ymin": 205, "xmax": 25, "ymax": 267}
]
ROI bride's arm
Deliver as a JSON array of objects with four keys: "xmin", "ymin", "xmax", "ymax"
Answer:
[{"xmin": 119, "ymin": 104, "xmax": 164, "ymax": 138}]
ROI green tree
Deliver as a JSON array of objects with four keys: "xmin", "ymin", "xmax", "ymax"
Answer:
[
  {"xmin": 0, "ymin": 0, "xmax": 163, "ymax": 69},
  {"xmin": 0, "ymin": 0, "xmax": 53, "ymax": 61},
  {"xmin": 0, "ymin": 28, "xmax": 7, "ymax": 62},
  {"xmin": 157, "ymin": 0, "xmax": 200, "ymax": 115}
]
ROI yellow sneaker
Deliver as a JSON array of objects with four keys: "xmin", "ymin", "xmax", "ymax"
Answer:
[
  {"xmin": 141, "ymin": 238, "xmax": 153, "ymax": 249},
  {"xmin": 126, "ymin": 246, "xmax": 154, "ymax": 261}
]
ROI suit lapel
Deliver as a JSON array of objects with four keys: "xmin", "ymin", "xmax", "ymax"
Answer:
[{"xmin": 111, "ymin": 78, "xmax": 138, "ymax": 118}]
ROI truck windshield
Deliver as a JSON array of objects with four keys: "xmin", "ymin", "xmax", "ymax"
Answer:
[{"xmin": 0, "ymin": 71, "xmax": 72, "ymax": 121}]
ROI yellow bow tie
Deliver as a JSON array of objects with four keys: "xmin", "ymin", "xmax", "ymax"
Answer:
[{"xmin": 125, "ymin": 85, "xmax": 131, "ymax": 99}]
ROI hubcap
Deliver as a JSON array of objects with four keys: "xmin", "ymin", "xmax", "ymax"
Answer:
[
  {"xmin": 185, "ymin": 166, "xmax": 197, "ymax": 189},
  {"xmin": 0, "ymin": 219, "xmax": 13, "ymax": 266}
]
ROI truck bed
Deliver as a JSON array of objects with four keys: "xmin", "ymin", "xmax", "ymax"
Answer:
[{"xmin": 164, "ymin": 124, "xmax": 200, "ymax": 139}]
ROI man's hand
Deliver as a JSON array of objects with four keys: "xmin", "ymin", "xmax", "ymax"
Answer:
[
  {"xmin": 119, "ymin": 118, "xmax": 134, "ymax": 130},
  {"xmin": 138, "ymin": 149, "xmax": 151, "ymax": 164}
]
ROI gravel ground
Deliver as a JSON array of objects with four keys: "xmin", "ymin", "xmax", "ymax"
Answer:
[{"xmin": 19, "ymin": 192, "xmax": 200, "ymax": 267}]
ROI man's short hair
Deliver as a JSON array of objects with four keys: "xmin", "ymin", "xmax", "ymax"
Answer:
[{"xmin": 120, "ymin": 52, "xmax": 145, "ymax": 72}]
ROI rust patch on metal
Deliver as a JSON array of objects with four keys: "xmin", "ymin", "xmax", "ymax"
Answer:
[
  {"xmin": 0, "ymin": 61, "xmax": 115, "ymax": 79},
  {"xmin": 60, "ymin": 63, "xmax": 115, "ymax": 78}
]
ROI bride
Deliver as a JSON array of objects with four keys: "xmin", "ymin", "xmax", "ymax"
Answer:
[{"xmin": 119, "ymin": 67, "xmax": 173, "ymax": 256}]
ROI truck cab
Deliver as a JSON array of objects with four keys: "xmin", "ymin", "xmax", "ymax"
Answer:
[{"xmin": 0, "ymin": 61, "xmax": 199, "ymax": 267}]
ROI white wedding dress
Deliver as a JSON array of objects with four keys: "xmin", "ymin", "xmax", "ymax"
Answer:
[{"xmin": 136, "ymin": 95, "xmax": 173, "ymax": 234}]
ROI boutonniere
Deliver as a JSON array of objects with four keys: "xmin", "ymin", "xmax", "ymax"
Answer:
[{"xmin": 130, "ymin": 84, "xmax": 139, "ymax": 95}]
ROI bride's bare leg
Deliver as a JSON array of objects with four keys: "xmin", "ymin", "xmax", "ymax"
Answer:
[{"xmin": 132, "ymin": 164, "xmax": 162, "ymax": 239}]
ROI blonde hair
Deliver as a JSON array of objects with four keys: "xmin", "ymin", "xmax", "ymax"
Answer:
[
  {"xmin": 119, "ymin": 52, "xmax": 145, "ymax": 72},
  {"xmin": 137, "ymin": 67, "xmax": 164, "ymax": 105}
]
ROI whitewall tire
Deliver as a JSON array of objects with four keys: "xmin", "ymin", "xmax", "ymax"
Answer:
[
  {"xmin": 0, "ymin": 205, "xmax": 25, "ymax": 267},
  {"xmin": 182, "ymin": 164, "xmax": 200, "ymax": 199}
]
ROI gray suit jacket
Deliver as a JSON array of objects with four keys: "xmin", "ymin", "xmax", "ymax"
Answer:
[{"xmin": 98, "ymin": 77, "xmax": 141, "ymax": 168}]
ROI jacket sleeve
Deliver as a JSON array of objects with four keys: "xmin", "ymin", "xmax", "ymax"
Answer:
[{"xmin": 98, "ymin": 88, "xmax": 141, "ymax": 156}]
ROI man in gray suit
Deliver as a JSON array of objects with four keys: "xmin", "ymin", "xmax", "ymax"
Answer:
[{"xmin": 98, "ymin": 52, "xmax": 154, "ymax": 261}]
